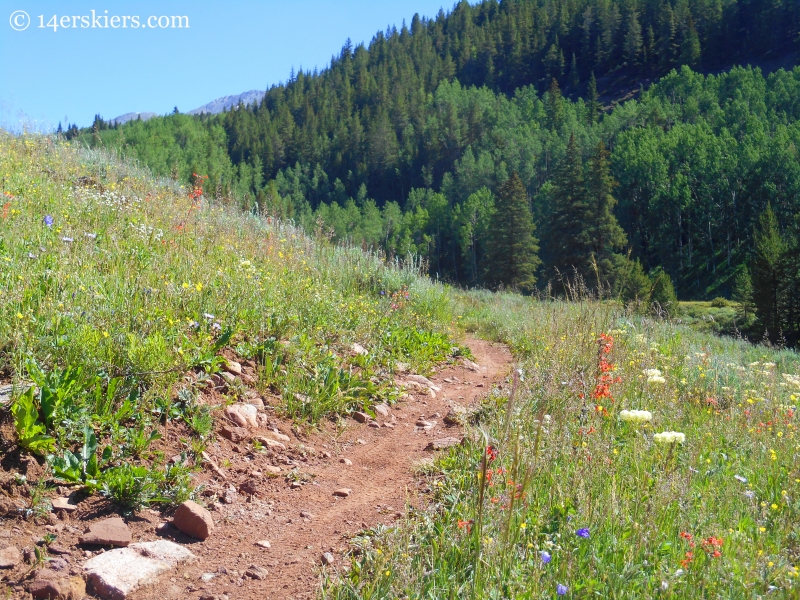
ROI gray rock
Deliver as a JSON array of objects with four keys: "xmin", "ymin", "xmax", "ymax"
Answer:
[
  {"xmin": 83, "ymin": 540, "xmax": 195, "ymax": 599},
  {"xmin": 321, "ymin": 552, "xmax": 335, "ymax": 565},
  {"xmin": 373, "ymin": 403, "xmax": 390, "ymax": 417}
]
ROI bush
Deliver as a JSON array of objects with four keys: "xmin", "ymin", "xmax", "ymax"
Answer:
[{"xmin": 710, "ymin": 296, "xmax": 729, "ymax": 308}]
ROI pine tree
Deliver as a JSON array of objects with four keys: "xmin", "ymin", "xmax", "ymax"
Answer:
[
  {"xmin": 624, "ymin": 11, "xmax": 643, "ymax": 65},
  {"xmin": 546, "ymin": 78, "xmax": 565, "ymax": 129},
  {"xmin": 751, "ymin": 204, "xmax": 786, "ymax": 339},
  {"xmin": 586, "ymin": 141, "xmax": 627, "ymax": 281},
  {"xmin": 587, "ymin": 72, "xmax": 600, "ymax": 124},
  {"xmin": 733, "ymin": 267, "xmax": 755, "ymax": 322},
  {"xmin": 484, "ymin": 172, "xmax": 541, "ymax": 291},
  {"xmin": 544, "ymin": 133, "xmax": 592, "ymax": 285}
]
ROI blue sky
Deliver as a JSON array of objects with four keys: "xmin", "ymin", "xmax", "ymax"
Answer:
[{"xmin": 0, "ymin": 0, "xmax": 451, "ymax": 131}]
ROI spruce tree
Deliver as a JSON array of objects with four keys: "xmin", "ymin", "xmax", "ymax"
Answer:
[
  {"xmin": 587, "ymin": 72, "xmax": 599, "ymax": 124},
  {"xmin": 543, "ymin": 133, "xmax": 592, "ymax": 285},
  {"xmin": 624, "ymin": 11, "xmax": 643, "ymax": 64},
  {"xmin": 586, "ymin": 141, "xmax": 627, "ymax": 281},
  {"xmin": 751, "ymin": 204, "xmax": 785, "ymax": 339},
  {"xmin": 546, "ymin": 78, "xmax": 565, "ymax": 129},
  {"xmin": 484, "ymin": 172, "xmax": 541, "ymax": 292}
]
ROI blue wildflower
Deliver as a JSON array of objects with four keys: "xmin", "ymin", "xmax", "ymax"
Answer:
[
  {"xmin": 576, "ymin": 528, "xmax": 590, "ymax": 538},
  {"xmin": 557, "ymin": 583, "xmax": 568, "ymax": 595},
  {"xmin": 43, "ymin": 215, "xmax": 54, "ymax": 227},
  {"xmin": 540, "ymin": 551, "xmax": 551, "ymax": 564}
]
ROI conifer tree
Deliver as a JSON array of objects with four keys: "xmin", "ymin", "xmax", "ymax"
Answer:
[
  {"xmin": 751, "ymin": 204, "xmax": 785, "ymax": 339},
  {"xmin": 586, "ymin": 141, "xmax": 626, "ymax": 281},
  {"xmin": 624, "ymin": 11, "xmax": 643, "ymax": 64},
  {"xmin": 546, "ymin": 78, "xmax": 565, "ymax": 129},
  {"xmin": 543, "ymin": 133, "xmax": 592, "ymax": 284},
  {"xmin": 484, "ymin": 172, "xmax": 540, "ymax": 291},
  {"xmin": 587, "ymin": 72, "xmax": 599, "ymax": 124}
]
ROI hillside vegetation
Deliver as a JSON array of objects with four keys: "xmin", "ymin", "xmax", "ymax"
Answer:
[{"xmin": 1, "ymin": 135, "xmax": 799, "ymax": 598}]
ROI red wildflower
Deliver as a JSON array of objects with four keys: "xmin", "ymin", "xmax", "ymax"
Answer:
[
  {"xmin": 486, "ymin": 446, "xmax": 498, "ymax": 462},
  {"xmin": 457, "ymin": 519, "xmax": 474, "ymax": 533}
]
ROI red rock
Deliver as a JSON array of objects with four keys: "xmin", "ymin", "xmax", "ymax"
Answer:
[
  {"xmin": 29, "ymin": 571, "xmax": 85, "ymax": 600},
  {"xmin": 0, "ymin": 546, "xmax": 21, "ymax": 568},
  {"xmin": 426, "ymin": 436, "xmax": 464, "ymax": 450},
  {"xmin": 220, "ymin": 426, "xmax": 250, "ymax": 443},
  {"xmin": 352, "ymin": 411, "xmax": 370, "ymax": 423},
  {"xmin": 80, "ymin": 518, "xmax": 132, "ymax": 547},
  {"xmin": 172, "ymin": 500, "xmax": 214, "ymax": 540},
  {"xmin": 333, "ymin": 488, "xmax": 352, "ymax": 497}
]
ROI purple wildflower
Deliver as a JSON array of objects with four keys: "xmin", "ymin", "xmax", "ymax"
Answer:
[
  {"xmin": 557, "ymin": 583, "xmax": 568, "ymax": 596},
  {"xmin": 43, "ymin": 215, "xmax": 54, "ymax": 227},
  {"xmin": 540, "ymin": 550, "xmax": 551, "ymax": 564},
  {"xmin": 576, "ymin": 528, "xmax": 590, "ymax": 538}
]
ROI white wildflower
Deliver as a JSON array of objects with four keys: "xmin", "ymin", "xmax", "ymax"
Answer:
[
  {"xmin": 653, "ymin": 431, "xmax": 685, "ymax": 444},
  {"xmin": 620, "ymin": 410, "xmax": 653, "ymax": 423}
]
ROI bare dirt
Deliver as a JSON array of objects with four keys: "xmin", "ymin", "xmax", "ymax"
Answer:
[{"xmin": 0, "ymin": 337, "xmax": 512, "ymax": 600}]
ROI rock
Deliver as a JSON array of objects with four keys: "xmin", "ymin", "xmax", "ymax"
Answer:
[
  {"xmin": 339, "ymin": 458, "xmax": 353, "ymax": 466},
  {"xmin": 415, "ymin": 420, "xmax": 435, "ymax": 428},
  {"xmin": 261, "ymin": 429, "xmax": 290, "ymax": 443},
  {"xmin": 245, "ymin": 565, "xmax": 268, "ymax": 580},
  {"xmin": 290, "ymin": 482, "xmax": 302, "ymax": 490},
  {"xmin": 0, "ymin": 497, "xmax": 21, "ymax": 516},
  {"xmin": 238, "ymin": 479, "xmax": 259, "ymax": 496},
  {"xmin": 224, "ymin": 360, "xmax": 242, "ymax": 375},
  {"xmin": 373, "ymin": 403, "xmax": 390, "ymax": 417},
  {"xmin": 254, "ymin": 436, "xmax": 286, "ymax": 451},
  {"xmin": 0, "ymin": 546, "xmax": 21, "ymax": 568},
  {"xmin": 444, "ymin": 406, "xmax": 467, "ymax": 425},
  {"xmin": 383, "ymin": 422, "xmax": 395, "ymax": 428},
  {"xmin": 83, "ymin": 540, "xmax": 195, "ymax": 599},
  {"xmin": 352, "ymin": 411, "xmax": 370, "ymax": 423},
  {"xmin": 255, "ymin": 540, "xmax": 271, "ymax": 549},
  {"xmin": 172, "ymin": 501, "xmax": 214, "ymax": 540},
  {"xmin": 52, "ymin": 497, "xmax": 78, "ymax": 512},
  {"xmin": 201, "ymin": 572, "xmax": 216, "ymax": 582},
  {"xmin": 476, "ymin": 382, "xmax": 484, "ymax": 387},
  {"xmin": 220, "ymin": 371, "xmax": 238, "ymax": 386},
  {"xmin": 299, "ymin": 511, "xmax": 314, "ymax": 519},
  {"xmin": 321, "ymin": 552, "xmax": 335, "ymax": 566},
  {"xmin": 395, "ymin": 361, "xmax": 410, "ymax": 373},
  {"xmin": 0, "ymin": 384, "xmax": 13, "ymax": 406},
  {"xmin": 426, "ymin": 437, "xmax": 463, "ymax": 450},
  {"xmin": 263, "ymin": 465, "xmax": 281, "ymax": 475},
  {"xmin": 351, "ymin": 343, "xmax": 368, "ymax": 356},
  {"xmin": 405, "ymin": 374, "xmax": 440, "ymax": 391},
  {"xmin": 356, "ymin": 439, "xmax": 366, "ymax": 445},
  {"xmin": 463, "ymin": 359, "xmax": 480, "ymax": 372},
  {"xmin": 333, "ymin": 488, "xmax": 352, "ymax": 498},
  {"xmin": 244, "ymin": 396, "xmax": 265, "ymax": 410},
  {"xmin": 224, "ymin": 403, "xmax": 258, "ymax": 428},
  {"xmin": 29, "ymin": 570, "xmax": 85, "ymax": 600},
  {"xmin": 368, "ymin": 421, "xmax": 380, "ymax": 428},
  {"xmin": 80, "ymin": 518, "xmax": 132, "ymax": 547},
  {"xmin": 220, "ymin": 426, "xmax": 250, "ymax": 443},
  {"xmin": 48, "ymin": 544, "xmax": 71, "ymax": 556}
]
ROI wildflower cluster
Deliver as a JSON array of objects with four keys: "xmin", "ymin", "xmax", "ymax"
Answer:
[
  {"xmin": 591, "ymin": 333, "xmax": 621, "ymax": 414},
  {"xmin": 619, "ymin": 409, "xmax": 653, "ymax": 423}
]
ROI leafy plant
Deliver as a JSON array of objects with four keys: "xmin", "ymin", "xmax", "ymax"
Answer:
[
  {"xmin": 48, "ymin": 425, "xmax": 110, "ymax": 485},
  {"xmin": 11, "ymin": 388, "xmax": 55, "ymax": 455}
]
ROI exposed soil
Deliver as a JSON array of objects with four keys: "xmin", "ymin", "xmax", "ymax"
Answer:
[{"xmin": 0, "ymin": 337, "xmax": 512, "ymax": 599}]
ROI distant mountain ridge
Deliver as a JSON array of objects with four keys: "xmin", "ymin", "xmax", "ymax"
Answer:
[
  {"xmin": 110, "ymin": 112, "xmax": 158, "ymax": 126},
  {"xmin": 109, "ymin": 90, "xmax": 265, "ymax": 125},
  {"xmin": 187, "ymin": 90, "xmax": 265, "ymax": 115}
]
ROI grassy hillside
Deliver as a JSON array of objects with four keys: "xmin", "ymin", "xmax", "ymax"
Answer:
[
  {"xmin": 0, "ymin": 134, "xmax": 458, "ymax": 506},
  {"xmin": 1, "ymin": 135, "xmax": 799, "ymax": 597}
]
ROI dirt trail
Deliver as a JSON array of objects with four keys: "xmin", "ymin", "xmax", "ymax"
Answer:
[{"xmin": 0, "ymin": 338, "xmax": 512, "ymax": 600}]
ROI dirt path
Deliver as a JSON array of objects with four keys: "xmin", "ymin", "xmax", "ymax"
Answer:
[{"xmin": 0, "ymin": 338, "xmax": 512, "ymax": 600}]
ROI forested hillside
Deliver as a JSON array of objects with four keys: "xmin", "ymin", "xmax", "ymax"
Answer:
[{"xmin": 71, "ymin": 0, "xmax": 800, "ymax": 339}]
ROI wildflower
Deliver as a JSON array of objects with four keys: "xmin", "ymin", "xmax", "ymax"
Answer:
[
  {"xmin": 575, "ymin": 528, "xmax": 590, "ymax": 538},
  {"xmin": 457, "ymin": 519, "xmax": 473, "ymax": 533},
  {"xmin": 620, "ymin": 409, "xmax": 653, "ymax": 423},
  {"xmin": 43, "ymin": 215, "xmax": 54, "ymax": 227},
  {"xmin": 643, "ymin": 368, "xmax": 662, "ymax": 378},
  {"xmin": 61, "ymin": 237, "xmax": 74, "ymax": 243},
  {"xmin": 486, "ymin": 445, "xmax": 498, "ymax": 462},
  {"xmin": 557, "ymin": 584, "xmax": 568, "ymax": 596},
  {"xmin": 648, "ymin": 374, "xmax": 666, "ymax": 384},
  {"xmin": 540, "ymin": 550, "xmax": 552, "ymax": 564},
  {"xmin": 84, "ymin": 232, "xmax": 97, "ymax": 239},
  {"xmin": 653, "ymin": 431, "xmax": 686, "ymax": 444},
  {"xmin": 734, "ymin": 475, "xmax": 747, "ymax": 483}
]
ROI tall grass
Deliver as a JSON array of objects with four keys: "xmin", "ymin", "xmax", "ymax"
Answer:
[{"xmin": 326, "ymin": 293, "xmax": 800, "ymax": 598}]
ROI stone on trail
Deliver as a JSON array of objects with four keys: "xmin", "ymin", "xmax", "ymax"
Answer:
[
  {"xmin": 333, "ymin": 488, "xmax": 352, "ymax": 497},
  {"xmin": 224, "ymin": 403, "xmax": 258, "ymax": 428},
  {"xmin": 245, "ymin": 565, "xmax": 268, "ymax": 580},
  {"xmin": 261, "ymin": 429, "xmax": 290, "ymax": 443},
  {"xmin": 83, "ymin": 540, "xmax": 195, "ymax": 600},
  {"xmin": 51, "ymin": 497, "xmax": 78, "ymax": 512},
  {"xmin": 373, "ymin": 403, "xmax": 390, "ymax": 417},
  {"xmin": 0, "ymin": 545, "xmax": 21, "ymax": 568},
  {"xmin": 352, "ymin": 411, "xmax": 370, "ymax": 423},
  {"xmin": 339, "ymin": 458, "xmax": 353, "ymax": 466},
  {"xmin": 29, "ymin": 569, "xmax": 85, "ymax": 600},
  {"xmin": 172, "ymin": 500, "xmax": 214, "ymax": 540},
  {"xmin": 79, "ymin": 518, "xmax": 132, "ymax": 547},
  {"xmin": 221, "ymin": 425, "xmax": 250, "ymax": 443},
  {"xmin": 321, "ymin": 552, "xmax": 335, "ymax": 565},
  {"xmin": 351, "ymin": 343, "xmax": 368, "ymax": 356},
  {"xmin": 426, "ymin": 437, "xmax": 464, "ymax": 451},
  {"xmin": 254, "ymin": 436, "xmax": 286, "ymax": 450},
  {"xmin": 255, "ymin": 540, "xmax": 271, "ymax": 549},
  {"xmin": 224, "ymin": 360, "xmax": 242, "ymax": 375}
]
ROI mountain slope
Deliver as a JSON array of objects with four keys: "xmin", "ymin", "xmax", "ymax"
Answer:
[{"xmin": 188, "ymin": 90, "xmax": 266, "ymax": 115}]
